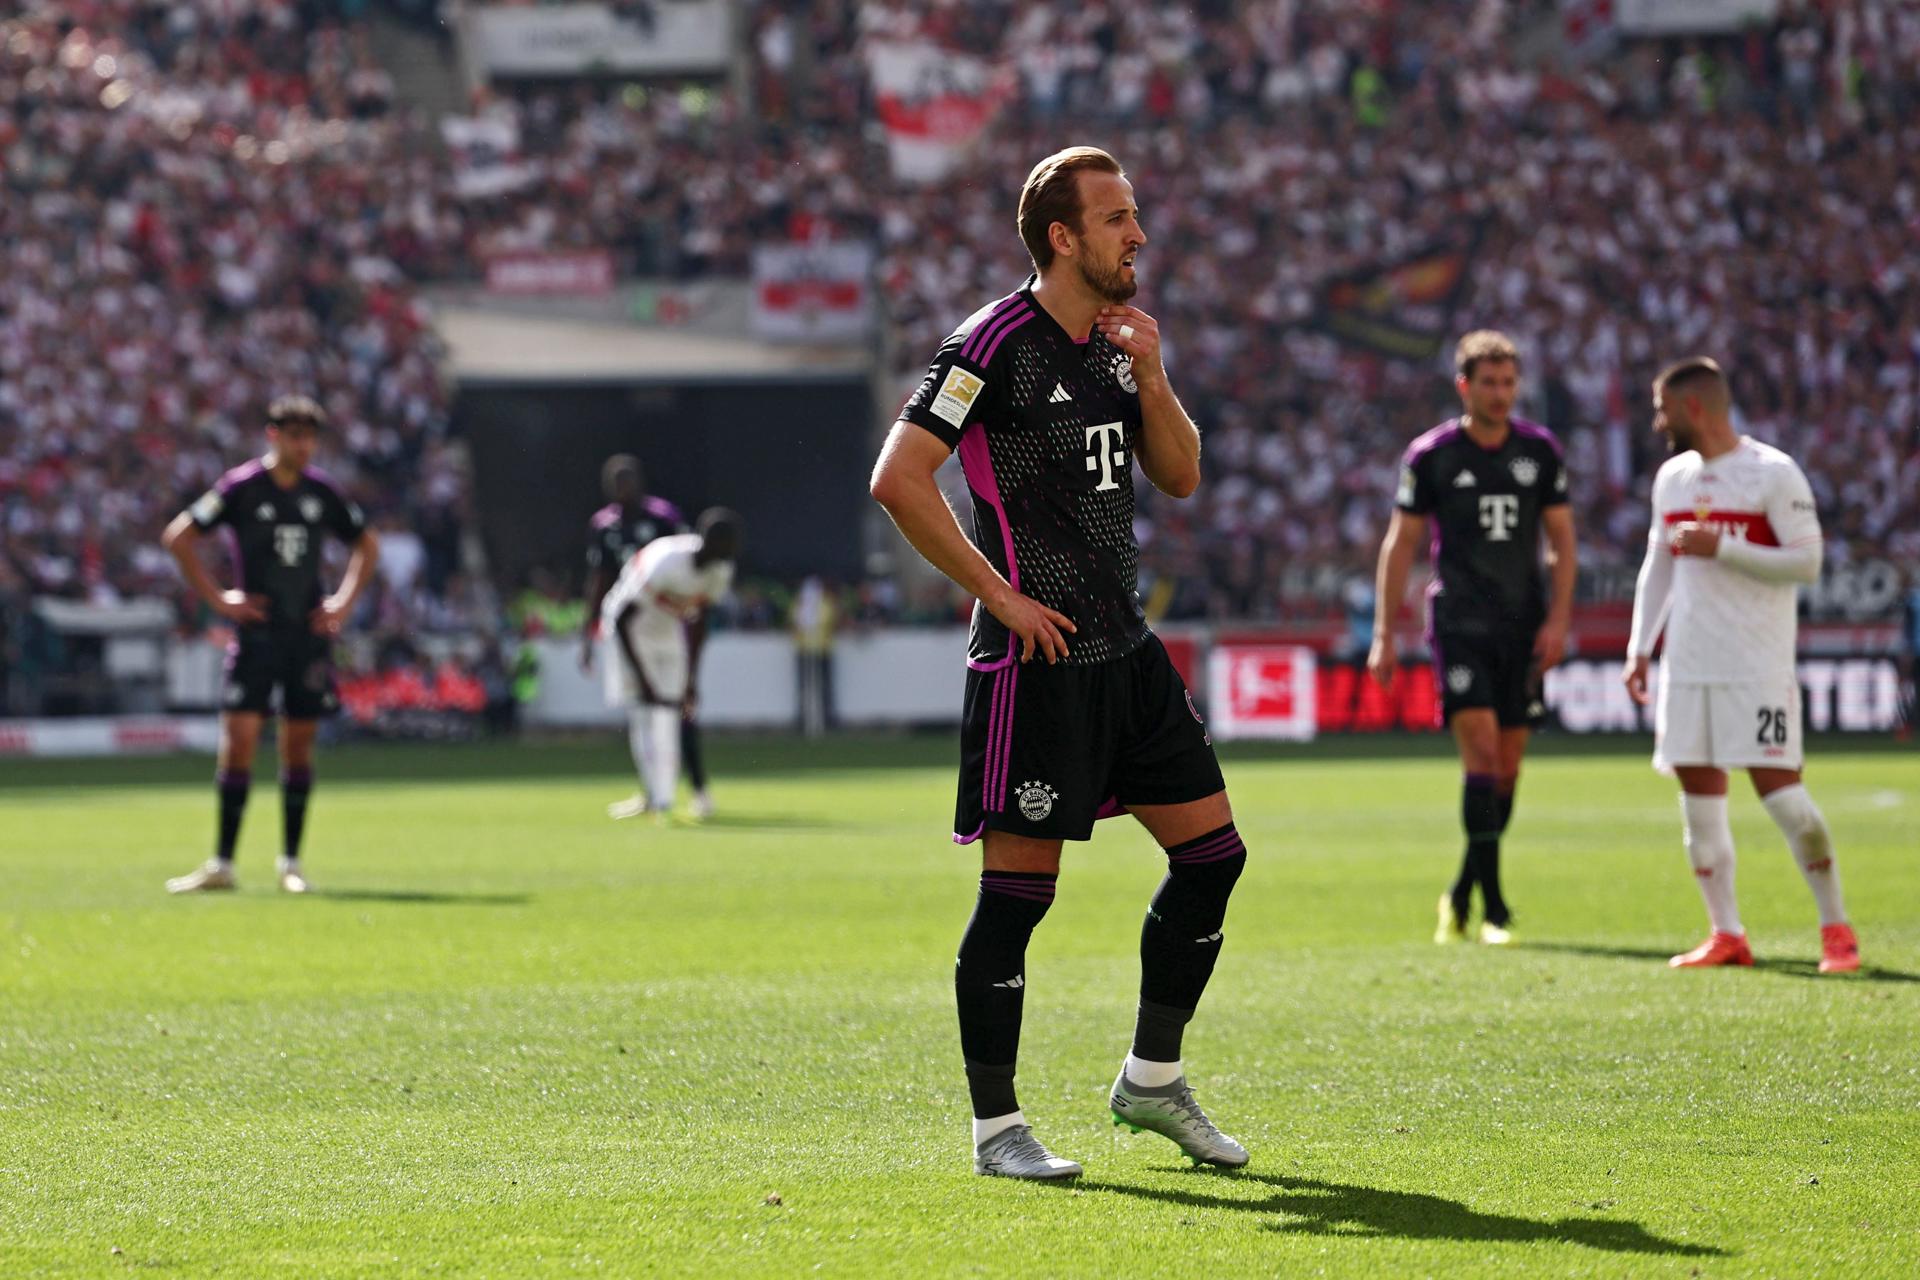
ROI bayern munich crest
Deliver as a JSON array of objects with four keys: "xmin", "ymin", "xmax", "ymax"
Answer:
[
  {"xmin": 300, "ymin": 495, "xmax": 324, "ymax": 522},
  {"xmin": 1509, "ymin": 456, "xmax": 1540, "ymax": 487},
  {"xmin": 1447, "ymin": 665, "xmax": 1474, "ymax": 694},
  {"xmin": 1016, "ymin": 781, "xmax": 1059, "ymax": 822},
  {"xmin": 1112, "ymin": 354, "xmax": 1137, "ymax": 394}
]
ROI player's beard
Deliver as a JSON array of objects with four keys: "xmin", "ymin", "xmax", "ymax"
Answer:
[
  {"xmin": 1076, "ymin": 251, "xmax": 1137, "ymax": 303},
  {"xmin": 1664, "ymin": 420, "xmax": 1699, "ymax": 454}
]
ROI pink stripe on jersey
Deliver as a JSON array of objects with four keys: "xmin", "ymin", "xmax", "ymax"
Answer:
[
  {"xmin": 978, "ymin": 310, "xmax": 1036, "ymax": 366},
  {"xmin": 960, "ymin": 296, "xmax": 1027, "ymax": 363},
  {"xmin": 956, "ymin": 424, "xmax": 1018, "ymax": 591}
]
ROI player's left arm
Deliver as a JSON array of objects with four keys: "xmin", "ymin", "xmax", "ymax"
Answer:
[
  {"xmin": 1536, "ymin": 505, "xmax": 1577, "ymax": 670},
  {"xmin": 682, "ymin": 611, "xmax": 709, "ymax": 717},
  {"xmin": 1095, "ymin": 304, "xmax": 1200, "ymax": 499},
  {"xmin": 313, "ymin": 530, "xmax": 380, "ymax": 637},
  {"xmin": 1684, "ymin": 462, "xmax": 1824, "ymax": 584}
]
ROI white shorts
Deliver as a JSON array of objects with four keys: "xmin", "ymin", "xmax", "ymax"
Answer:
[
  {"xmin": 1654, "ymin": 677, "xmax": 1803, "ymax": 773},
  {"xmin": 602, "ymin": 631, "xmax": 688, "ymax": 706}
]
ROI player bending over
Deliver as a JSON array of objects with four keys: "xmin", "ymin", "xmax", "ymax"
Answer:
[
  {"xmin": 872, "ymin": 146, "xmax": 1248, "ymax": 1180},
  {"xmin": 1625, "ymin": 358, "xmax": 1859, "ymax": 973},
  {"xmin": 579, "ymin": 454, "xmax": 715, "ymax": 820},
  {"xmin": 162, "ymin": 396, "xmax": 380, "ymax": 894},
  {"xmin": 1369, "ymin": 332, "xmax": 1577, "ymax": 945},
  {"xmin": 602, "ymin": 509, "xmax": 741, "ymax": 820}
]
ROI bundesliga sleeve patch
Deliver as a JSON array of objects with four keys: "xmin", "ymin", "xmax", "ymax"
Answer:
[
  {"xmin": 931, "ymin": 366, "xmax": 985, "ymax": 428},
  {"xmin": 191, "ymin": 491, "xmax": 223, "ymax": 524},
  {"xmin": 1395, "ymin": 465, "xmax": 1416, "ymax": 507}
]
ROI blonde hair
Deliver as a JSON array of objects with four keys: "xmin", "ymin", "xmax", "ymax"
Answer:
[{"xmin": 1455, "ymin": 331, "xmax": 1520, "ymax": 380}]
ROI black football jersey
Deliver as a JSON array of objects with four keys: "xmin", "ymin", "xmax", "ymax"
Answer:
[
  {"xmin": 1395, "ymin": 416, "xmax": 1569, "ymax": 635},
  {"xmin": 187, "ymin": 460, "xmax": 367, "ymax": 631},
  {"xmin": 587, "ymin": 496, "xmax": 688, "ymax": 573},
  {"xmin": 901, "ymin": 278, "xmax": 1148, "ymax": 667}
]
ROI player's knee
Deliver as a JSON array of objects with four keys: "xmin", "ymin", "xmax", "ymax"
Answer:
[{"xmin": 1762, "ymin": 785, "xmax": 1830, "ymax": 853}]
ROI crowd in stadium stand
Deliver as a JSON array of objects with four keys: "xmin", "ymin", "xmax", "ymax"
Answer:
[{"xmin": 4, "ymin": 0, "xmax": 1918, "ymax": 655}]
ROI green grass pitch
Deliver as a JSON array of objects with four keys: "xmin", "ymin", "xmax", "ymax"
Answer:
[{"xmin": 2, "ymin": 734, "xmax": 1917, "ymax": 1277}]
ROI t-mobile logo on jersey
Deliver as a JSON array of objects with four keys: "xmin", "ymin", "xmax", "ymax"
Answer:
[
  {"xmin": 1085, "ymin": 421, "xmax": 1127, "ymax": 492},
  {"xmin": 1479, "ymin": 494, "xmax": 1519, "ymax": 542},
  {"xmin": 274, "ymin": 524, "xmax": 309, "ymax": 566}
]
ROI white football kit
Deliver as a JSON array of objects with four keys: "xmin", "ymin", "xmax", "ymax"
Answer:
[
  {"xmin": 601, "ymin": 534, "xmax": 734, "ymax": 706},
  {"xmin": 1628, "ymin": 438, "xmax": 1822, "ymax": 771}
]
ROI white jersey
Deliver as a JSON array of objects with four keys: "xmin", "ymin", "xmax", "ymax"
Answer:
[
  {"xmin": 1647, "ymin": 438, "xmax": 1820, "ymax": 685},
  {"xmin": 600, "ymin": 534, "xmax": 733, "ymax": 705},
  {"xmin": 601, "ymin": 534, "xmax": 734, "ymax": 640}
]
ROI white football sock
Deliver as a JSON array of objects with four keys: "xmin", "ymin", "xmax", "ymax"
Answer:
[
  {"xmin": 973, "ymin": 1109, "xmax": 1026, "ymax": 1146},
  {"xmin": 1681, "ymin": 793, "xmax": 1743, "ymax": 936},
  {"xmin": 626, "ymin": 708, "xmax": 652, "ymax": 794},
  {"xmin": 1761, "ymin": 784, "xmax": 1847, "ymax": 926},
  {"xmin": 645, "ymin": 705, "xmax": 681, "ymax": 811},
  {"xmin": 1123, "ymin": 1054, "xmax": 1184, "ymax": 1088}
]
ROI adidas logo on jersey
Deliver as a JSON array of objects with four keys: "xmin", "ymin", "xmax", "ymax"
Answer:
[
  {"xmin": 1048, "ymin": 382, "xmax": 1073, "ymax": 403},
  {"xmin": 1453, "ymin": 470, "xmax": 1478, "ymax": 488}
]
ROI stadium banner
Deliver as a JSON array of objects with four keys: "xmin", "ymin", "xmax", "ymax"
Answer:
[
  {"xmin": 864, "ymin": 41, "xmax": 1013, "ymax": 183},
  {"xmin": 749, "ymin": 243, "xmax": 875, "ymax": 342},
  {"xmin": 1313, "ymin": 227, "xmax": 1486, "ymax": 361},
  {"xmin": 1207, "ymin": 645, "xmax": 1318, "ymax": 741},
  {"xmin": 0, "ymin": 717, "xmax": 219, "ymax": 758},
  {"xmin": 465, "ymin": 2, "xmax": 731, "ymax": 78},
  {"xmin": 1544, "ymin": 657, "xmax": 1906, "ymax": 735},
  {"xmin": 485, "ymin": 251, "xmax": 616, "ymax": 297},
  {"xmin": 1615, "ymin": 0, "xmax": 1779, "ymax": 34}
]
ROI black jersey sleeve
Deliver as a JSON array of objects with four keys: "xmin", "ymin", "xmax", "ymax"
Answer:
[
  {"xmin": 586, "ymin": 517, "xmax": 622, "ymax": 572},
  {"xmin": 186, "ymin": 482, "xmax": 237, "ymax": 532},
  {"xmin": 1395, "ymin": 447, "xmax": 1435, "ymax": 516},
  {"xmin": 899, "ymin": 332, "xmax": 998, "ymax": 450},
  {"xmin": 1541, "ymin": 445, "xmax": 1570, "ymax": 507},
  {"xmin": 315, "ymin": 477, "xmax": 368, "ymax": 543}
]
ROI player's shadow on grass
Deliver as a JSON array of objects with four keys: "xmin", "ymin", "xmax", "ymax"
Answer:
[
  {"xmin": 316, "ymin": 889, "xmax": 531, "ymax": 906},
  {"xmin": 1522, "ymin": 940, "xmax": 1920, "ymax": 983},
  {"xmin": 684, "ymin": 814, "xmax": 851, "ymax": 832},
  {"xmin": 1087, "ymin": 1172, "xmax": 1726, "ymax": 1257}
]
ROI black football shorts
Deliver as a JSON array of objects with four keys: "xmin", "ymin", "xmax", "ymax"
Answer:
[
  {"xmin": 223, "ymin": 627, "xmax": 339, "ymax": 719},
  {"xmin": 953, "ymin": 634, "xmax": 1225, "ymax": 844},
  {"xmin": 1430, "ymin": 626, "xmax": 1544, "ymax": 729}
]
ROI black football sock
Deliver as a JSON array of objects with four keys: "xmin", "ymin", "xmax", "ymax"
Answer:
[
  {"xmin": 282, "ymin": 767, "xmax": 313, "ymax": 861},
  {"xmin": 679, "ymin": 717, "xmax": 708, "ymax": 792},
  {"xmin": 1135, "ymin": 824, "xmax": 1246, "ymax": 1062},
  {"xmin": 1463, "ymin": 772, "xmax": 1508, "ymax": 925},
  {"xmin": 956, "ymin": 870, "xmax": 1056, "ymax": 1119},
  {"xmin": 1496, "ymin": 775, "xmax": 1519, "ymax": 834},
  {"xmin": 215, "ymin": 769, "xmax": 251, "ymax": 863}
]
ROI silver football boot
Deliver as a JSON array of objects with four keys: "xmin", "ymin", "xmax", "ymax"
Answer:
[
  {"xmin": 1109, "ymin": 1070, "xmax": 1249, "ymax": 1167},
  {"xmin": 973, "ymin": 1125, "xmax": 1084, "ymax": 1180}
]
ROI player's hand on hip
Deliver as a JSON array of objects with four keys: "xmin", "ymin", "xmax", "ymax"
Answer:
[
  {"xmin": 1094, "ymin": 305, "xmax": 1165, "ymax": 388},
  {"xmin": 217, "ymin": 590, "xmax": 268, "ymax": 625},
  {"xmin": 986, "ymin": 586, "xmax": 1076, "ymax": 665},
  {"xmin": 309, "ymin": 596, "xmax": 349, "ymax": 636},
  {"xmin": 1366, "ymin": 634, "xmax": 1396, "ymax": 689},
  {"xmin": 1670, "ymin": 523, "xmax": 1720, "ymax": 557},
  {"xmin": 1623, "ymin": 655, "xmax": 1651, "ymax": 706},
  {"xmin": 1533, "ymin": 618, "xmax": 1569, "ymax": 671}
]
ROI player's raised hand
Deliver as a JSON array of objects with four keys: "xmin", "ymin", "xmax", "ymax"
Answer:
[
  {"xmin": 1094, "ymin": 305, "xmax": 1164, "ymax": 388},
  {"xmin": 216, "ymin": 589, "xmax": 268, "ymax": 625},
  {"xmin": 1623, "ymin": 654, "xmax": 1652, "ymax": 706},
  {"xmin": 986, "ymin": 586, "xmax": 1076, "ymax": 665},
  {"xmin": 1366, "ymin": 633, "xmax": 1397, "ymax": 690},
  {"xmin": 309, "ymin": 595, "xmax": 350, "ymax": 636}
]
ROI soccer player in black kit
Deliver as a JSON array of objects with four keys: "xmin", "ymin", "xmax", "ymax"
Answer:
[
  {"xmin": 1367, "ymin": 332, "xmax": 1577, "ymax": 945},
  {"xmin": 161, "ymin": 397, "xmax": 380, "ymax": 894},
  {"xmin": 577, "ymin": 454, "xmax": 711, "ymax": 820},
  {"xmin": 871, "ymin": 146, "xmax": 1249, "ymax": 1179}
]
